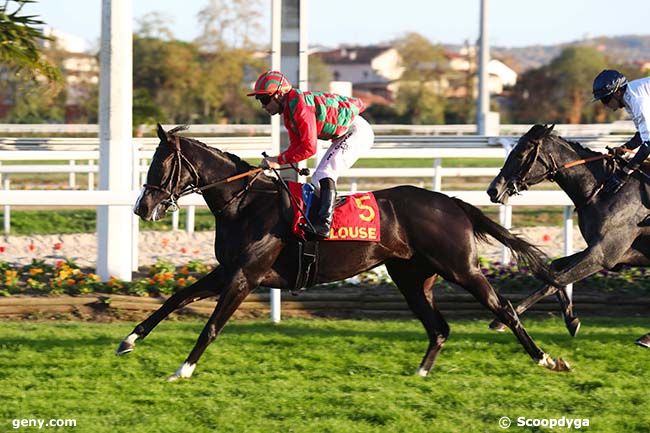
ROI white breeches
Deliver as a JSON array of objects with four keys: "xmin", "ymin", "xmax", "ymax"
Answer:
[{"xmin": 311, "ymin": 116, "xmax": 375, "ymax": 186}]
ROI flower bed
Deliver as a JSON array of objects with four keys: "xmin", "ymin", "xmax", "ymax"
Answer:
[
  {"xmin": 0, "ymin": 258, "xmax": 209, "ymax": 297},
  {"xmin": 1, "ymin": 256, "xmax": 649, "ymax": 297}
]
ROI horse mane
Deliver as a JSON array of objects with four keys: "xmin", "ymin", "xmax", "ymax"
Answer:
[
  {"xmin": 525, "ymin": 124, "xmax": 603, "ymax": 158},
  {"xmin": 551, "ymin": 133, "xmax": 603, "ymax": 159},
  {"xmin": 166, "ymin": 125, "xmax": 254, "ymax": 172}
]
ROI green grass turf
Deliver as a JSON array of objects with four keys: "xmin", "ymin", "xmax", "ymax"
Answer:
[{"xmin": 0, "ymin": 317, "xmax": 647, "ymax": 432}]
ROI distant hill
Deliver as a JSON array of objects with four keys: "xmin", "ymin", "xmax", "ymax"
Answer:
[{"xmin": 447, "ymin": 35, "xmax": 650, "ymax": 73}]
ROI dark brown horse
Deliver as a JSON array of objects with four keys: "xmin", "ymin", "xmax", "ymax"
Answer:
[
  {"xmin": 487, "ymin": 124, "xmax": 650, "ymax": 347},
  {"xmin": 117, "ymin": 124, "xmax": 570, "ymax": 381}
]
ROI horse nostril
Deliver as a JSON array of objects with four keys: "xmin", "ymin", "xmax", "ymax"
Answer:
[{"xmin": 487, "ymin": 187, "xmax": 497, "ymax": 198}]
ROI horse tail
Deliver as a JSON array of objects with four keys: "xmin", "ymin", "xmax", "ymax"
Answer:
[{"xmin": 451, "ymin": 197, "xmax": 558, "ymax": 286}]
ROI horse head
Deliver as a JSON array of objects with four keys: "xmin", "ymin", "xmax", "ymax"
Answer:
[
  {"xmin": 487, "ymin": 124, "xmax": 557, "ymax": 204},
  {"xmin": 134, "ymin": 123, "xmax": 202, "ymax": 221}
]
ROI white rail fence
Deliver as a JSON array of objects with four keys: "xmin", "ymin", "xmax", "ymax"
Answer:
[
  {"xmin": 0, "ymin": 121, "xmax": 636, "ymax": 136},
  {"xmin": 0, "ymin": 134, "xmax": 594, "ymax": 265}
]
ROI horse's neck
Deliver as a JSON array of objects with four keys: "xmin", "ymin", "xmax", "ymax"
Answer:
[
  {"xmin": 551, "ymin": 138, "xmax": 605, "ymax": 206},
  {"xmin": 191, "ymin": 146, "xmax": 273, "ymax": 217}
]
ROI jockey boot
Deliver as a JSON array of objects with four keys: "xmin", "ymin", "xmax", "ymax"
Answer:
[{"xmin": 306, "ymin": 178, "xmax": 336, "ymax": 239}]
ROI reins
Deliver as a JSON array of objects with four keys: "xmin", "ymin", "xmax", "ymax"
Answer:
[{"xmin": 143, "ymin": 134, "xmax": 307, "ymax": 215}]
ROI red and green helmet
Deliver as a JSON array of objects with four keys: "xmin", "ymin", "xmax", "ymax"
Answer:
[{"xmin": 247, "ymin": 70, "xmax": 292, "ymax": 97}]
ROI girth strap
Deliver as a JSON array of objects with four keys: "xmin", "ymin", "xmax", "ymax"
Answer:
[{"xmin": 292, "ymin": 240, "xmax": 319, "ymax": 293}]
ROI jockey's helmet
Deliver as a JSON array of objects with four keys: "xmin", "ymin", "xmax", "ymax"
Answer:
[
  {"xmin": 592, "ymin": 69, "xmax": 628, "ymax": 102},
  {"xmin": 247, "ymin": 70, "xmax": 292, "ymax": 97}
]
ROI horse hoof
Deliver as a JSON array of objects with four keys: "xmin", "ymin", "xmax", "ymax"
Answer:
[
  {"xmin": 553, "ymin": 357, "xmax": 571, "ymax": 372},
  {"xmin": 116, "ymin": 341, "xmax": 134, "ymax": 356},
  {"xmin": 566, "ymin": 317, "xmax": 581, "ymax": 337},
  {"xmin": 488, "ymin": 319, "xmax": 507, "ymax": 332},
  {"xmin": 116, "ymin": 333, "xmax": 138, "ymax": 355},
  {"xmin": 415, "ymin": 367, "xmax": 429, "ymax": 377},
  {"xmin": 537, "ymin": 354, "xmax": 571, "ymax": 372},
  {"xmin": 167, "ymin": 362, "xmax": 196, "ymax": 382},
  {"xmin": 635, "ymin": 334, "xmax": 650, "ymax": 348}
]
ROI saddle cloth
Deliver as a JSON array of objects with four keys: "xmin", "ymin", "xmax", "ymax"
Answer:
[{"xmin": 287, "ymin": 181, "xmax": 381, "ymax": 241}]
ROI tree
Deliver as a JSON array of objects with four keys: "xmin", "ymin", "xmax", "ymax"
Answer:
[
  {"xmin": 393, "ymin": 33, "xmax": 447, "ymax": 123},
  {"xmin": 548, "ymin": 46, "xmax": 607, "ymax": 123},
  {"xmin": 395, "ymin": 82, "xmax": 445, "ymax": 124},
  {"xmin": 194, "ymin": 0, "xmax": 264, "ymax": 52},
  {"xmin": 0, "ymin": 0, "xmax": 61, "ymax": 83},
  {"xmin": 308, "ymin": 55, "xmax": 333, "ymax": 91},
  {"xmin": 193, "ymin": 0, "xmax": 266, "ymax": 123},
  {"xmin": 510, "ymin": 46, "xmax": 612, "ymax": 124},
  {"xmin": 132, "ymin": 36, "xmax": 203, "ymax": 123}
]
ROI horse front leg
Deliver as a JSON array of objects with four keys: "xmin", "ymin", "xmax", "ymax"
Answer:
[
  {"xmin": 167, "ymin": 269, "xmax": 255, "ymax": 381},
  {"xmin": 489, "ymin": 247, "xmax": 613, "ymax": 336},
  {"xmin": 116, "ymin": 267, "xmax": 226, "ymax": 355}
]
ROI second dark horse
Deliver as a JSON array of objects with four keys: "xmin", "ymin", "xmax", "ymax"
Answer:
[
  {"xmin": 117, "ymin": 124, "xmax": 569, "ymax": 381},
  {"xmin": 488, "ymin": 124, "xmax": 650, "ymax": 348}
]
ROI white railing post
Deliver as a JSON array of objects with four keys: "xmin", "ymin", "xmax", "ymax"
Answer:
[
  {"xmin": 186, "ymin": 205, "xmax": 195, "ymax": 234},
  {"xmin": 3, "ymin": 177, "xmax": 9, "ymax": 235},
  {"xmin": 88, "ymin": 160, "xmax": 95, "ymax": 190},
  {"xmin": 350, "ymin": 178, "xmax": 358, "ymax": 193},
  {"xmin": 172, "ymin": 209, "xmax": 180, "ymax": 231},
  {"xmin": 69, "ymin": 160, "xmax": 76, "ymax": 189},
  {"xmin": 433, "ymin": 158, "xmax": 442, "ymax": 191},
  {"xmin": 563, "ymin": 206, "xmax": 574, "ymax": 300}
]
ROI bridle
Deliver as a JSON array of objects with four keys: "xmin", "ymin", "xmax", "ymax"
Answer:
[
  {"xmin": 143, "ymin": 135, "xmax": 264, "ymax": 214},
  {"xmin": 504, "ymin": 135, "xmax": 613, "ymax": 195}
]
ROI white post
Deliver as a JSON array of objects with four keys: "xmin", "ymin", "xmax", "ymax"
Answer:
[
  {"xmin": 270, "ymin": 0, "xmax": 283, "ymax": 323},
  {"xmin": 350, "ymin": 179, "xmax": 358, "ymax": 193},
  {"xmin": 563, "ymin": 206, "xmax": 574, "ymax": 300},
  {"xmin": 88, "ymin": 160, "xmax": 95, "ymax": 190},
  {"xmin": 3, "ymin": 177, "xmax": 10, "ymax": 235},
  {"xmin": 172, "ymin": 209, "xmax": 180, "ymax": 230},
  {"xmin": 97, "ymin": 0, "xmax": 133, "ymax": 281},
  {"xmin": 186, "ymin": 205, "xmax": 195, "ymax": 234},
  {"xmin": 433, "ymin": 158, "xmax": 442, "ymax": 191},
  {"xmin": 131, "ymin": 149, "xmax": 140, "ymax": 272},
  {"xmin": 69, "ymin": 160, "xmax": 76, "ymax": 189}
]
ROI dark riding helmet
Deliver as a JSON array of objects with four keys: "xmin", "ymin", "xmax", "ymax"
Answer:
[{"xmin": 592, "ymin": 69, "xmax": 628, "ymax": 102}]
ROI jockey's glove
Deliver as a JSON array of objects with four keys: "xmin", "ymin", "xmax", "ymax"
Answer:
[
  {"xmin": 625, "ymin": 141, "xmax": 650, "ymax": 173},
  {"xmin": 604, "ymin": 142, "xmax": 650, "ymax": 194}
]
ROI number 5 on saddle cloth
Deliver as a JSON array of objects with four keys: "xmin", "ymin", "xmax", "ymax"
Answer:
[{"xmin": 285, "ymin": 181, "xmax": 382, "ymax": 291}]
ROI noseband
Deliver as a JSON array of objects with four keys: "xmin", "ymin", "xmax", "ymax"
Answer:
[
  {"xmin": 143, "ymin": 136, "xmax": 202, "ymax": 212},
  {"xmin": 505, "ymin": 139, "xmax": 557, "ymax": 194}
]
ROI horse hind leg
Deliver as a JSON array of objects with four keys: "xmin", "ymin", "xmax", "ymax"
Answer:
[
  {"xmin": 453, "ymin": 271, "xmax": 570, "ymax": 372},
  {"xmin": 386, "ymin": 260, "xmax": 449, "ymax": 377}
]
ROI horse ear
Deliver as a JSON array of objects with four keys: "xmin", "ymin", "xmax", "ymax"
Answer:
[
  {"xmin": 545, "ymin": 124, "xmax": 555, "ymax": 135},
  {"xmin": 156, "ymin": 123, "xmax": 167, "ymax": 142}
]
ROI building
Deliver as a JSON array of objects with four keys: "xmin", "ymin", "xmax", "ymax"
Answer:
[
  {"xmin": 45, "ymin": 27, "xmax": 99, "ymax": 122},
  {"xmin": 314, "ymin": 44, "xmax": 517, "ymax": 103},
  {"xmin": 312, "ymin": 46, "xmax": 404, "ymax": 101}
]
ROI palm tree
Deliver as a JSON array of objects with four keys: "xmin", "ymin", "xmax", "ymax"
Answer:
[{"xmin": 0, "ymin": 0, "xmax": 61, "ymax": 82}]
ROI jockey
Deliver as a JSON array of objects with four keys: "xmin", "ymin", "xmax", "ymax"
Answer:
[
  {"xmin": 247, "ymin": 70, "xmax": 374, "ymax": 238},
  {"xmin": 592, "ymin": 69, "xmax": 650, "ymax": 194}
]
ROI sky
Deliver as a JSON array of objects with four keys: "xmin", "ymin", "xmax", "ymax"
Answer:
[{"xmin": 24, "ymin": 0, "xmax": 650, "ymax": 52}]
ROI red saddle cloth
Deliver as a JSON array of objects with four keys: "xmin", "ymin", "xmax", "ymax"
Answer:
[{"xmin": 287, "ymin": 181, "xmax": 381, "ymax": 241}]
